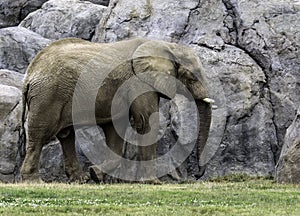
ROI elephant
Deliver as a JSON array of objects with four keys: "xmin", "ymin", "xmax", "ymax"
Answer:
[{"xmin": 20, "ymin": 37, "xmax": 213, "ymax": 183}]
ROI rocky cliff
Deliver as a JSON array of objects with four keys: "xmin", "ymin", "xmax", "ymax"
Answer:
[{"xmin": 0, "ymin": 0, "xmax": 299, "ymax": 183}]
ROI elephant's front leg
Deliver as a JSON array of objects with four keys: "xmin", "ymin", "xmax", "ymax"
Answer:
[{"xmin": 131, "ymin": 92, "xmax": 161, "ymax": 184}]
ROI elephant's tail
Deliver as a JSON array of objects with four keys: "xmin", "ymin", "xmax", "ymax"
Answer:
[{"xmin": 19, "ymin": 83, "xmax": 29, "ymax": 161}]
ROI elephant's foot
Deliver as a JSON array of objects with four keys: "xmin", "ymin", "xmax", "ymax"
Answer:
[
  {"xmin": 89, "ymin": 165, "xmax": 106, "ymax": 183},
  {"xmin": 68, "ymin": 172, "xmax": 90, "ymax": 184},
  {"xmin": 21, "ymin": 173, "xmax": 43, "ymax": 183},
  {"xmin": 195, "ymin": 165, "xmax": 206, "ymax": 179},
  {"xmin": 139, "ymin": 177, "xmax": 162, "ymax": 185}
]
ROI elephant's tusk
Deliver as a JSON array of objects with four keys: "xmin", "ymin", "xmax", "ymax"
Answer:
[
  {"xmin": 212, "ymin": 105, "xmax": 218, "ymax": 110},
  {"xmin": 203, "ymin": 98, "xmax": 215, "ymax": 104}
]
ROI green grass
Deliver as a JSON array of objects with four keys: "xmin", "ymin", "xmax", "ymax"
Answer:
[{"xmin": 0, "ymin": 177, "xmax": 299, "ymax": 215}]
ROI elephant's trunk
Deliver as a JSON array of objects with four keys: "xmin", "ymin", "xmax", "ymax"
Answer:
[{"xmin": 195, "ymin": 99, "xmax": 212, "ymax": 178}]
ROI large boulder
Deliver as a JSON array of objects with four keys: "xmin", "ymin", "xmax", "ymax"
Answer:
[
  {"xmin": 0, "ymin": 27, "xmax": 51, "ymax": 74},
  {"xmin": 0, "ymin": 69, "xmax": 24, "ymax": 89},
  {"xmin": 222, "ymin": 0, "xmax": 300, "ymax": 161},
  {"xmin": 0, "ymin": 70, "xmax": 24, "ymax": 183},
  {"xmin": 20, "ymin": 0, "xmax": 49, "ymax": 20},
  {"xmin": 20, "ymin": 0, "xmax": 107, "ymax": 40},
  {"xmin": 0, "ymin": 0, "xmax": 48, "ymax": 28},
  {"xmin": 94, "ymin": 0, "xmax": 202, "ymax": 42},
  {"xmin": 0, "ymin": 0, "xmax": 27, "ymax": 28},
  {"xmin": 39, "ymin": 141, "xmax": 68, "ymax": 182},
  {"xmin": 276, "ymin": 110, "xmax": 300, "ymax": 183}
]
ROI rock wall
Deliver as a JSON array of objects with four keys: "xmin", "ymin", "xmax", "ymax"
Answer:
[
  {"xmin": 0, "ymin": 70, "xmax": 23, "ymax": 182},
  {"xmin": 20, "ymin": 0, "xmax": 107, "ymax": 40},
  {"xmin": 0, "ymin": 0, "xmax": 47, "ymax": 28},
  {"xmin": 0, "ymin": 0, "xmax": 299, "ymax": 183},
  {"xmin": 94, "ymin": 0, "xmax": 299, "ymax": 179},
  {"xmin": 0, "ymin": 27, "xmax": 51, "ymax": 74}
]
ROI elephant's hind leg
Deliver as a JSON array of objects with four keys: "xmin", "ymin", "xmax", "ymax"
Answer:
[
  {"xmin": 21, "ymin": 101, "xmax": 64, "ymax": 182},
  {"xmin": 57, "ymin": 127, "xmax": 89, "ymax": 183},
  {"xmin": 21, "ymin": 121, "xmax": 54, "ymax": 182},
  {"xmin": 20, "ymin": 137, "xmax": 44, "ymax": 182}
]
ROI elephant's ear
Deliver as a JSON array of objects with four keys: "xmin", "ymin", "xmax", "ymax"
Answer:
[{"xmin": 132, "ymin": 41, "xmax": 177, "ymax": 99}]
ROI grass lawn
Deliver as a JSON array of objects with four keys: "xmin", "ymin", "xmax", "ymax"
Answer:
[{"xmin": 0, "ymin": 176, "xmax": 299, "ymax": 215}]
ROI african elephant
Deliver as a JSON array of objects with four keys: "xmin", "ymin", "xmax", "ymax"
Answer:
[{"xmin": 20, "ymin": 37, "xmax": 213, "ymax": 183}]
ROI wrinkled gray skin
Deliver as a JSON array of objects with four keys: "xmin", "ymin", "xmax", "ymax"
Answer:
[{"xmin": 20, "ymin": 38, "xmax": 212, "ymax": 183}]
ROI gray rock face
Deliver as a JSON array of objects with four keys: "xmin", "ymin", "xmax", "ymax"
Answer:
[
  {"xmin": 222, "ymin": 0, "xmax": 300, "ymax": 161},
  {"xmin": 93, "ymin": 0, "xmax": 299, "ymax": 179},
  {"xmin": 85, "ymin": 0, "xmax": 109, "ymax": 6},
  {"xmin": 20, "ymin": 0, "xmax": 49, "ymax": 20},
  {"xmin": 276, "ymin": 110, "xmax": 300, "ymax": 183},
  {"xmin": 0, "ymin": 0, "xmax": 27, "ymax": 28},
  {"xmin": 0, "ymin": 70, "xmax": 24, "ymax": 182},
  {"xmin": 0, "ymin": 0, "xmax": 48, "ymax": 28},
  {"xmin": 197, "ymin": 45, "xmax": 276, "ymax": 178},
  {"xmin": 94, "ymin": 0, "xmax": 200, "ymax": 42},
  {"xmin": 39, "ymin": 141, "xmax": 68, "ymax": 182},
  {"xmin": 0, "ymin": 0, "xmax": 298, "ymax": 182},
  {"xmin": 20, "ymin": 0, "xmax": 107, "ymax": 40},
  {"xmin": 0, "ymin": 70, "xmax": 24, "ymax": 89},
  {"xmin": 0, "ymin": 27, "xmax": 51, "ymax": 74}
]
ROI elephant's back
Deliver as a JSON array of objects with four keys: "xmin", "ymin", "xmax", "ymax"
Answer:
[
  {"xmin": 24, "ymin": 37, "xmax": 148, "ymax": 100},
  {"xmin": 26, "ymin": 37, "xmax": 146, "ymax": 78},
  {"xmin": 26, "ymin": 38, "xmax": 98, "ymax": 77}
]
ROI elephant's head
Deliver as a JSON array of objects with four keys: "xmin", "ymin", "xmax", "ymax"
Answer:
[{"xmin": 132, "ymin": 40, "xmax": 213, "ymax": 178}]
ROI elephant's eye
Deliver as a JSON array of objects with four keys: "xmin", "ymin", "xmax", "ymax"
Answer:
[
  {"xmin": 167, "ymin": 70, "xmax": 175, "ymax": 76},
  {"xmin": 185, "ymin": 71, "xmax": 197, "ymax": 81}
]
